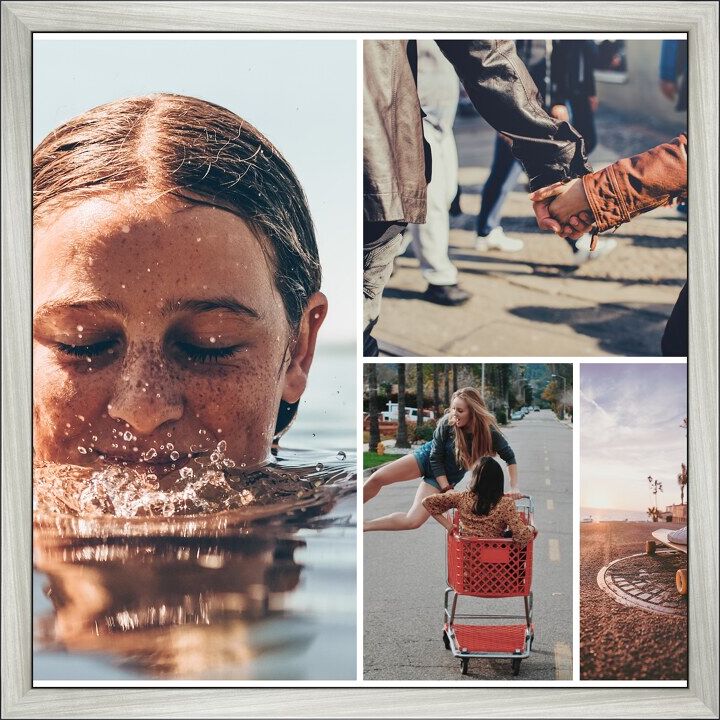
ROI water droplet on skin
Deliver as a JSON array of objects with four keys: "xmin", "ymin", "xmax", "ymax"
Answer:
[
  {"xmin": 217, "ymin": 440, "xmax": 227, "ymax": 453},
  {"xmin": 209, "ymin": 336, "xmax": 216, "ymax": 343},
  {"xmin": 166, "ymin": 443, "xmax": 174, "ymax": 451},
  {"xmin": 121, "ymin": 225, "xmax": 130, "ymax": 233},
  {"xmin": 132, "ymin": 447, "xmax": 138, "ymax": 452},
  {"xmin": 78, "ymin": 415, "xmax": 85, "ymax": 422},
  {"xmin": 337, "ymin": 451, "xmax": 347, "ymax": 461},
  {"xmin": 78, "ymin": 447, "xmax": 88, "ymax": 454},
  {"xmin": 315, "ymin": 462, "xmax": 324, "ymax": 471},
  {"xmin": 121, "ymin": 284, "xmax": 126, "ymax": 289},
  {"xmin": 65, "ymin": 423, "xmax": 71, "ymax": 428},
  {"xmin": 122, "ymin": 431, "xmax": 133, "ymax": 441},
  {"xmin": 92, "ymin": 435, "xmax": 98, "ymax": 442},
  {"xmin": 170, "ymin": 451, "xmax": 180, "ymax": 461},
  {"xmin": 179, "ymin": 467, "xmax": 194, "ymax": 479},
  {"xmin": 167, "ymin": 432, "xmax": 172, "ymax": 438},
  {"xmin": 112, "ymin": 443, "xmax": 118, "ymax": 449},
  {"xmin": 76, "ymin": 325, "xmax": 84, "ymax": 332},
  {"xmin": 156, "ymin": 393, "xmax": 161, "ymax": 398}
]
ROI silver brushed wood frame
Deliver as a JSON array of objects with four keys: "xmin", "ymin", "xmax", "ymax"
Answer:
[{"xmin": 2, "ymin": 2, "xmax": 717, "ymax": 717}]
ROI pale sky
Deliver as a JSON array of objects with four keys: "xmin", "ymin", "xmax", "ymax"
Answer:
[
  {"xmin": 580, "ymin": 364, "xmax": 687, "ymax": 512},
  {"xmin": 33, "ymin": 35, "xmax": 357, "ymax": 346}
]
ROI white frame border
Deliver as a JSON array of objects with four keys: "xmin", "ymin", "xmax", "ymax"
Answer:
[{"xmin": 3, "ymin": 2, "xmax": 718, "ymax": 717}]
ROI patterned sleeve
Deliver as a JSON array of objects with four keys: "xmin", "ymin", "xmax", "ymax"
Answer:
[
  {"xmin": 501, "ymin": 497, "xmax": 534, "ymax": 547},
  {"xmin": 422, "ymin": 490, "xmax": 461, "ymax": 516},
  {"xmin": 491, "ymin": 427, "xmax": 517, "ymax": 465}
]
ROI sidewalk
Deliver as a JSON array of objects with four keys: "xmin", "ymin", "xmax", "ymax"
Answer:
[{"xmin": 375, "ymin": 106, "xmax": 687, "ymax": 357}]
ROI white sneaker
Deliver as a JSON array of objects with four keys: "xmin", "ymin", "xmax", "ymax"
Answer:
[
  {"xmin": 572, "ymin": 235, "xmax": 618, "ymax": 265},
  {"xmin": 476, "ymin": 227, "xmax": 524, "ymax": 253}
]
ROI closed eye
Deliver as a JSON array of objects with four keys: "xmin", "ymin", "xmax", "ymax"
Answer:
[
  {"xmin": 176, "ymin": 341, "xmax": 244, "ymax": 363},
  {"xmin": 56, "ymin": 339, "xmax": 119, "ymax": 358}
]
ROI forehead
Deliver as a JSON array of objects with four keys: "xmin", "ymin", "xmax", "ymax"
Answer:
[
  {"xmin": 452, "ymin": 397, "xmax": 468, "ymax": 407},
  {"xmin": 33, "ymin": 196, "xmax": 283, "ymax": 316}
]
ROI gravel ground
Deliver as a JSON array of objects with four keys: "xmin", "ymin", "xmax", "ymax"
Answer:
[{"xmin": 580, "ymin": 522, "xmax": 687, "ymax": 680}]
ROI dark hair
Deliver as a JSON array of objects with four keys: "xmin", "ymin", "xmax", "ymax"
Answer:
[
  {"xmin": 32, "ymin": 93, "xmax": 320, "ymax": 329},
  {"xmin": 469, "ymin": 457, "xmax": 504, "ymax": 516}
]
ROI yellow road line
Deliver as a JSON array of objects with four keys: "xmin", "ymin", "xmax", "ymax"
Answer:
[
  {"xmin": 548, "ymin": 537, "xmax": 560, "ymax": 562},
  {"xmin": 545, "ymin": 477, "xmax": 552, "ymax": 486},
  {"xmin": 554, "ymin": 642, "xmax": 572, "ymax": 680},
  {"xmin": 546, "ymin": 499, "xmax": 554, "ymax": 511}
]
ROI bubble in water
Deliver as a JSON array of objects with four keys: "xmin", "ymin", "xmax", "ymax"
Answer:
[
  {"xmin": 141, "ymin": 448, "xmax": 157, "ymax": 461},
  {"xmin": 170, "ymin": 451, "xmax": 180, "ymax": 461},
  {"xmin": 166, "ymin": 443, "xmax": 174, "ymax": 451},
  {"xmin": 179, "ymin": 467, "xmax": 194, "ymax": 479},
  {"xmin": 337, "ymin": 450, "xmax": 347, "ymax": 461},
  {"xmin": 209, "ymin": 336, "xmax": 216, "ymax": 344},
  {"xmin": 77, "ymin": 446, "xmax": 88, "ymax": 454},
  {"xmin": 217, "ymin": 440, "xmax": 227, "ymax": 453},
  {"xmin": 65, "ymin": 423, "xmax": 71, "ymax": 428},
  {"xmin": 167, "ymin": 432, "xmax": 172, "ymax": 438},
  {"xmin": 122, "ymin": 431, "xmax": 133, "ymax": 442},
  {"xmin": 210, "ymin": 452, "xmax": 220, "ymax": 465},
  {"xmin": 222, "ymin": 459, "xmax": 235, "ymax": 468},
  {"xmin": 315, "ymin": 462, "xmax": 324, "ymax": 471},
  {"xmin": 91, "ymin": 435, "xmax": 98, "ymax": 443}
]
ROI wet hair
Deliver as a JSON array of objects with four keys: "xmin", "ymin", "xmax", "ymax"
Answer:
[
  {"xmin": 469, "ymin": 457, "xmax": 504, "ymax": 516},
  {"xmin": 448, "ymin": 387, "xmax": 498, "ymax": 469},
  {"xmin": 32, "ymin": 93, "xmax": 321, "ymax": 329}
]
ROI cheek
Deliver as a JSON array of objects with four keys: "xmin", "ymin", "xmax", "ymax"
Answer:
[
  {"xmin": 33, "ymin": 347, "xmax": 112, "ymax": 459},
  {"xmin": 184, "ymin": 351, "xmax": 288, "ymax": 463}
]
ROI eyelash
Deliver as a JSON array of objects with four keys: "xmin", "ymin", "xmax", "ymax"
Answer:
[
  {"xmin": 176, "ymin": 341, "xmax": 242, "ymax": 363},
  {"xmin": 56, "ymin": 339, "xmax": 118, "ymax": 358}
]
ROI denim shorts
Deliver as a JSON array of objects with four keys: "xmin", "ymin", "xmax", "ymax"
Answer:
[{"xmin": 413, "ymin": 441, "xmax": 464, "ymax": 490}]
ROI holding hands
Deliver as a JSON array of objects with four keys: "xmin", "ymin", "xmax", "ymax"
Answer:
[{"xmin": 530, "ymin": 178, "xmax": 595, "ymax": 243}]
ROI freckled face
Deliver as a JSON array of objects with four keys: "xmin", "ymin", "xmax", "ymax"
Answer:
[
  {"xmin": 33, "ymin": 197, "xmax": 292, "ymax": 471},
  {"xmin": 451, "ymin": 397, "xmax": 470, "ymax": 429}
]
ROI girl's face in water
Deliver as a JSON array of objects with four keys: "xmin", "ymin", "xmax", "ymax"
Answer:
[
  {"xmin": 33, "ymin": 196, "xmax": 326, "ymax": 475},
  {"xmin": 450, "ymin": 397, "xmax": 470, "ymax": 429}
]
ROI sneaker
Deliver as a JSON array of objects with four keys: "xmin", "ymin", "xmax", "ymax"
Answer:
[
  {"xmin": 423, "ymin": 283, "xmax": 472, "ymax": 306},
  {"xmin": 668, "ymin": 526, "xmax": 687, "ymax": 545},
  {"xmin": 572, "ymin": 235, "xmax": 617, "ymax": 265},
  {"xmin": 476, "ymin": 227, "xmax": 524, "ymax": 253}
]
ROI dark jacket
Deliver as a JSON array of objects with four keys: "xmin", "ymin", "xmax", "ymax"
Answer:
[
  {"xmin": 429, "ymin": 415, "xmax": 516, "ymax": 484},
  {"xmin": 550, "ymin": 40, "xmax": 597, "ymax": 105},
  {"xmin": 364, "ymin": 39, "xmax": 591, "ymax": 224}
]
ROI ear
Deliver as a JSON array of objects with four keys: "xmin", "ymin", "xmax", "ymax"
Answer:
[{"xmin": 281, "ymin": 291, "xmax": 328, "ymax": 404}]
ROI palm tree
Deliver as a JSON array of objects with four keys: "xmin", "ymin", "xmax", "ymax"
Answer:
[
  {"xmin": 444, "ymin": 364, "xmax": 450, "ymax": 407},
  {"xmin": 452, "ymin": 364, "xmax": 458, "ymax": 393},
  {"xmin": 677, "ymin": 462, "xmax": 687, "ymax": 505},
  {"xmin": 416, "ymin": 363, "xmax": 424, "ymax": 428},
  {"xmin": 367, "ymin": 364, "xmax": 380, "ymax": 453},
  {"xmin": 647, "ymin": 475, "xmax": 663, "ymax": 521},
  {"xmin": 396, "ymin": 364, "xmax": 410, "ymax": 448},
  {"xmin": 433, "ymin": 365, "xmax": 440, "ymax": 417}
]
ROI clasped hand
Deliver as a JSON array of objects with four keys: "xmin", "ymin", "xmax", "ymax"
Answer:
[{"xmin": 530, "ymin": 177, "xmax": 595, "ymax": 242}]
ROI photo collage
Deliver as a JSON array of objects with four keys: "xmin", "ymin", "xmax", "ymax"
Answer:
[{"xmin": 30, "ymin": 34, "xmax": 689, "ymax": 688}]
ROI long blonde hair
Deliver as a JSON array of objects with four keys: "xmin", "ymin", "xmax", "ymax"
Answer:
[{"xmin": 448, "ymin": 387, "xmax": 498, "ymax": 470}]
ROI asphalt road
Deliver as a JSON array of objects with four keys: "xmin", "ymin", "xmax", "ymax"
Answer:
[{"xmin": 363, "ymin": 410, "xmax": 573, "ymax": 681}]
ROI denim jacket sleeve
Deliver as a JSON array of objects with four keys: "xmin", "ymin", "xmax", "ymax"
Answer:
[
  {"xmin": 429, "ymin": 415, "xmax": 451, "ymax": 480},
  {"xmin": 435, "ymin": 39, "xmax": 592, "ymax": 190}
]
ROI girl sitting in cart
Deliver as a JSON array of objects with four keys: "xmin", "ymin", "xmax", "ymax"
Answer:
[
  {"xmin": 422, "ymin": 457, "xmax": 535, "ymax": 544},
  {"xmin": 364, "ymin": 387, "xmax": 520, "ymax": 532}
]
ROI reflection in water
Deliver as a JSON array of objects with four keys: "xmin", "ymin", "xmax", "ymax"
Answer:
[{"xmin": 33, "ymin": 453, "xmax": 356, "ymax": 680}]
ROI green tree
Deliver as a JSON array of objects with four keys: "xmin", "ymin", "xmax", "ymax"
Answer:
[
  {"xmin": 396, "ymin": 364, "xmax": 409, "ymax": 448},
  {"xmin": 367, "ymin": 364, "xmax": 380, "ymax": 453},
  {"xmin": 416, "ymin": 363, "xmax": 424, "ymax": 428}
]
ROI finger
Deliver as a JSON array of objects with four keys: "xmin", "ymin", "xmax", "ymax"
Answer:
[
  {"xmin": 529, "ymin": 181, "xmax": 565, "ymax": 202},
  {"xmin": 577, "ymin": 210, "xmax": 594, "ymax": 225},
  {"xmin": 532, "ymin": 201, "xmax": 562, "ymax": 233}
]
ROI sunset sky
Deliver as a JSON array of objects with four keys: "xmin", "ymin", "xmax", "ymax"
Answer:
[{"xmin": 580, "ymin": 364, "xmax": 687, "ymax": 512}]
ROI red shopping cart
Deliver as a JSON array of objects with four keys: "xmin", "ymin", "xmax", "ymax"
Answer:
[{"xmin": 442, "ymin": 495, "xmax": 535, "ymax": 676}]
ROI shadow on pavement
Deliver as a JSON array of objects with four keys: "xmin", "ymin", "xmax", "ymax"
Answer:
[{"xmin": 510, "ymin": 302, "xmax": 672, "ymax": 355}]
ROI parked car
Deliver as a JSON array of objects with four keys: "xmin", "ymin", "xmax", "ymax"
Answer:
[
  {"xmin": 533, "ymin": 406, "xmax": 540, "ymax": 412},
  {"xmin": 511, "ymin": 411, "xmax": 524, "ymax": 421}
]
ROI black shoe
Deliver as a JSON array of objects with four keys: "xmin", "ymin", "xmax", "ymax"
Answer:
[{"xmin": 423, "ymin": 284, "xmax": 471, "ymax": 306}]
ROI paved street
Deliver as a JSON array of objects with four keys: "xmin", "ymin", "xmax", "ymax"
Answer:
[
  {"xmin": 375, "ymin": 106, "xmax": 687, "ymax": 356},
  {"xmin": 363, "ymin": 410, "xmax": 572, "ymax": 681}
]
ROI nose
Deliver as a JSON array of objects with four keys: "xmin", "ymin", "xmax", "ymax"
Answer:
[{"xmin": 107, "ymin": 343, "xmax": 184, "ymax": 435}]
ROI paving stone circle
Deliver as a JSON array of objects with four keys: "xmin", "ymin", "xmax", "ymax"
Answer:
[{"xmin": 597, "ymin": 550, "xmax": 687, "ymax": 616}]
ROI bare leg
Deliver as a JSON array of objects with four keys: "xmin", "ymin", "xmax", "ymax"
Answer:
[
  {"xmin": 363, "ymin": 453, "xmax": 422, "ymax": 503},
  {"xmin": 364, "ymin": 480, "xmax": 437, "ymax": 532}
]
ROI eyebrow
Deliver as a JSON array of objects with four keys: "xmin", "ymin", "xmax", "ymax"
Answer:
[
  {"xmin": 34, "ymin": 298, "xmax": 127, "ymax": 320},
  {"xmin": 162, "ymin": 296, "xmax": 260, "ymax": 319}
]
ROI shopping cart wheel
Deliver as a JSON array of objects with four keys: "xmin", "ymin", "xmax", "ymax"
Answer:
[
  {"xmin": 676, "ymin": 568, "xmax": 688, "ymax": 596},
  {"xmin": 442, "ymin": 631, "xmax": 450, "ymax": 650},
  {"xmin": 460, "ymin": 658, "xmax": 469, "ymax": 675},
  {"xmin": 512, "ymin": 658, "xmax": 521, "ymax": 676}
]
